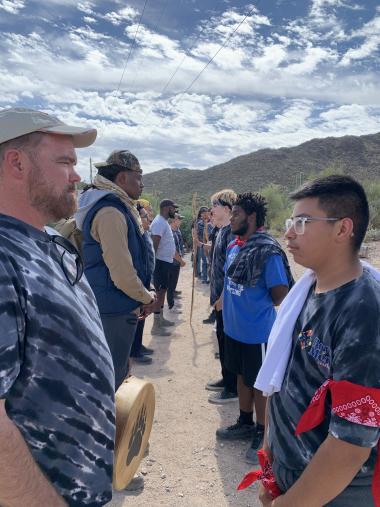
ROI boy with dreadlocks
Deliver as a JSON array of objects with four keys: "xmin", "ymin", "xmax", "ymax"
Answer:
[{"xmin": 216, "ymin": 192, "xmax": 293, "ymax": 464}]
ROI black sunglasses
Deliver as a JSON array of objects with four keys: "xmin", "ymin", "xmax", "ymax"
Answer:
[{"xmin": 50, "ymin": 235, "xmax": 83, "ymax": 286}]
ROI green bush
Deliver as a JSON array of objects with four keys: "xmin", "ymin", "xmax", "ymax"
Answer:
[
  {"xmin": 363, "ymin": 181, "xmax": 380, "ymax": 229},
  {"xmin": 365, "ymin": 228, "xmax": 380, "ymax": 242},
  {"xmin": 261, "ymin": 184, "xmax": 291, "ymax": 232}
]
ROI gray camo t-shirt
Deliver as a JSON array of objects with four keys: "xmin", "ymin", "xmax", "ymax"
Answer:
[
  {"xmin": 269, "ymin": 268, "xmax": 380, "ymax": 491},
  {"xmin": 0, "ymin": 215, "xmax": 115, "ymax": 506}
]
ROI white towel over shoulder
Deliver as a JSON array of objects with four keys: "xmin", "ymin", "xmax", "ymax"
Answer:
[{"xmin": 254, "ymin": 261, "xmax": 380, "ymax": 397}]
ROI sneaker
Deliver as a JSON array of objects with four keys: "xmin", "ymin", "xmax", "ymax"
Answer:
[
  {"xmin": 214, "ymin": 352, "xmax": 220, "ymax": 359},
  {"xmin": 132, "ymin": 354, "xmax": 153, "ymax": 364},
  {"xmin": 140, "ymin": 345, "xmax": 154, "ymax": 355},
  {"xmin": 168, "ymin": 306, "xmax": 182, "ymax": 314},
  {"xmin": 208, "ymin": 390, "xmax": 238, "ymax": 404},
  {"xmin": 205, "ymin": 378, "xmax": 224, "ymax": 391},
  {"xmin": 174, "ymin": 290, "xmax": 182, "ymax": 295},
  {"xmin": 216, "ymin": 418, "xmax": 255, "ymax": 440},
  {"xmin": 160, "ymin": 316, "xmax": 175, "ymax": 327},
  {"xmin": 203, "ymin": 310, "xmax": 216, "ymax": 324},
  {"xmin": 151, "ymin": 321, "xmax": 172, "ymax": 336},
  {"xmin": 201, "ymin": 280, "xmax": 210, "ymax": 284},
  {"xmin": 245, "ymin": 424, "xmax": 265, "ymax": 464}
]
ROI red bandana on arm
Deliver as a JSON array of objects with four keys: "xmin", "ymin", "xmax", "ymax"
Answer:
[
  {"xmin": 237, "ymin": 449, "xmax": 282, "ymax": 498},
  {"xmin": 296, "ymin": 379, "xmax": 380, "ymax": 507}
]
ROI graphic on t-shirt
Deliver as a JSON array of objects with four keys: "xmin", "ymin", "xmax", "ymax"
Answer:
[
  {"xmin": 297, "ymin": 329, "xmax": 331, "ymax": 369},
  {"xmin": 226, "ymin": 279, "xmax": 244, "ymax": 296},
  {"xmin": 297, "ymin": 329, "xmax": 313, "ymax": 350},
  {"xmin": 309, "ymin": 336, "xmax": 331, "ymax": 369}
]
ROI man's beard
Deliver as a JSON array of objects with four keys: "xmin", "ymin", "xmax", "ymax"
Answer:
[
  {"xmin": 232, "ymin": 219, "xmax": 248, "ymax": 236},
  {"xmin": 168, "ymin": 210, "xmax": 176, "ymax": 219},
  {"xmin": 27, "ymin": 165, "xmax": 77, "ymax": 222}
]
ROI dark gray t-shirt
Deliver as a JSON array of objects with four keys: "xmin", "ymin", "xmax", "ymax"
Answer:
[
  {"xmin": 0, "ymin": 215, "xmax": 115, "ymax": 506},
  {"xmin": 269, "ymin": 269, "xmax": 380, "ymax": 488},
  {"xmin": 210, "ymin": 224, "xmax": 235, "ymax": 306}
]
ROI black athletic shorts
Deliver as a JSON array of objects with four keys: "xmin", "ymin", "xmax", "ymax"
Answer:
[
  {"xmin": 224, "ymin": 334, "xmax": 267, "ymax": 387},
  {"xmin": 153, "ymin": 259, "xmax": 172, "ymax": 290}
]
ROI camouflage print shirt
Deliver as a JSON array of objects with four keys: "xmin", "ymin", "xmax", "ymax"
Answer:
[
  {"xmin": 269, "ymin": 268, "xmax": 380, "ymax": 489},
  {"xmin": 0, "ymin": 215, "xmax": 115, "ymax": 506}
]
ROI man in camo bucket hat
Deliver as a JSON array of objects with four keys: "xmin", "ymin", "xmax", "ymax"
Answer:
[
  {"xmin": 75, "ymin": 149, "xmax": 158, "ymax": 390},
  {"xmin": 95, "ymin": 149, "xmax": 143, "ymax": 173}
]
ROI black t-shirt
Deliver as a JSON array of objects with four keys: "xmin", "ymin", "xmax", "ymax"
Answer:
[
  {"xmin": 210, "ymin": 224, "xmax": 235, "ymax": 306},
  {"xmin": 269, "ymin": 269, "xmax": 380, "ymax": 486}
]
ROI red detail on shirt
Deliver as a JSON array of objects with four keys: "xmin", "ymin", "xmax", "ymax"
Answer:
[
  {"xmin": 237, "ymin": 449, "xmax": 282, "ymax": 499},
  {"xmin": 228, "ymin": 229, "xmax": 267, "ymax": 249},
  {"xmin": 296, "ymin": 379, "xmax": 380, "ymax": 506},
  {"xmin": 228, "ymin": 236, "xmax": 246, "ymax": 248}
]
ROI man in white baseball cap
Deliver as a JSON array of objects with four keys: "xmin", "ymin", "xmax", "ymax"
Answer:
[
  {"xmin": 0, "ymin": 107, "xmax": 97, "ymax": 147},
  {"xmin": 0, "ymin": 107, "xmax": 115, "ymax": 506}
]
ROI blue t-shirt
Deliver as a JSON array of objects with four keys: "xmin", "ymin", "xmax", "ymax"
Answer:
[{"xmin": 223, "ymin": 245, "xmax": 288, "ymax": 344}]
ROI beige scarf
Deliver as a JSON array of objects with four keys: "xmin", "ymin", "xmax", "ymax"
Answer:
[{"xmin": 93, "ymin": 174, "xmax": 144, "ymax": 234}]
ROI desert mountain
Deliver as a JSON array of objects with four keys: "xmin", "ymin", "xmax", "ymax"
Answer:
[{"xmin": 142, "ymin": 132, "xmax": 380, "ymax": 206}]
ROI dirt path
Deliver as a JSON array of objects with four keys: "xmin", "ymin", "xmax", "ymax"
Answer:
[
  {"xmin": 108, "ymin": 242, "xmax": 380, "ymax": 507},
  {"xmin": 109, "ymin": 257, "xmax": 261, "ymax": 507}
]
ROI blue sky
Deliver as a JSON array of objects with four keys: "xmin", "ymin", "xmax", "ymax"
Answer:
[{"xmin": 0, "ymin": 0, "xmax": 379, "ymax": 179}]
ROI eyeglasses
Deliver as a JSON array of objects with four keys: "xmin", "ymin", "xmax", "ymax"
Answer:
[
  {"xmin": 285, "ymin": 216, "xmax": 342, "ymax": 235},
  {"xmin": 50, "ymin": 234, "xmax": 83, "ymax": 286}
]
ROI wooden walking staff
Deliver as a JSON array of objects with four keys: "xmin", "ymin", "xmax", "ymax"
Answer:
[{"xmin": 190, "ymin": 192, "xmax": 198, "ymax": 324}]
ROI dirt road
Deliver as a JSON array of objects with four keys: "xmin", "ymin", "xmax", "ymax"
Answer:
[
  {"xmin": 109, "ymin": 258, "xmax": 262, "ymax": 507},
  {"xmin": 109, "ymin": 242, "xmax": 380, "ymax": 507}
]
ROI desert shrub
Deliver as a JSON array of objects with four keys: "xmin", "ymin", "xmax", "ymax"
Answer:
[
  {"xmin": 363, "ymin": 181, "xmax": 380, "ymax": 230},
  {"xmin": 260, "ymin": 184, "xmax": 291, "ymax": 231},
  {"xmin": 365, "ymin": 228, "xmax": 380, "ymax": 242}
]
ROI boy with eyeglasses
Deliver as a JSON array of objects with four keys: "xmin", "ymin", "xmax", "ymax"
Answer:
[{"xmin": 257, "ymin": 175, "xmax": 380, "ymax": 507}]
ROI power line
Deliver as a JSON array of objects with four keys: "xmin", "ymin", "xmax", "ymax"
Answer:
[
  {"xmin": 98, "ymin": 0, "xmax": 149, "ymax": 140},
  {"xmin": 181, "ymin": 4, "xmax": 257, "ymax": 95},
  {"xmin": 143, "ymin": 4, "xmax": 258, "ymax": 135},
  {"xmin": 159, "ymin": 27, "xmax": 206, "ymax": 96},
  {"xmin": 128, "ymin": 0, "xmax": 170, "ymax": 90},
  {"xmin": 136, "ymin": 26, "xmax": 206, "ymax": 131},
  {"xmin": 115, "ymin": 0, "xmax": 149, "ymax": 94}
]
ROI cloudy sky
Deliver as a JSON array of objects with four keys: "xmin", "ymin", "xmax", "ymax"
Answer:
[{"xmin": 1, "ymin": 0, "xmax": 379, "ymax": 179}]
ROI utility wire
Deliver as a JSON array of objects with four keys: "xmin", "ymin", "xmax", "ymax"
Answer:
[
  {"xmin": 143, "ymin": 4, "xmax": 257, "ymax": 135},
  {"xmin": 98, "ymin": 0, "xmax": 149, "ymax": 140},
  {"xmin": 136, "ymin": 26, "xmax": 206, "ymax": 131},
  {"xmin": 115, "ymin": 0, "xmax": 149, "ymax": 93},
  {"xmin": 129, "ymin": 0, "xmax": 170, "ymax": 90},
  {"xmin": 159, "ymin": 27, "xmax": 205, "ymax": 96},
  {"xmin": 181, "ymin": 4, "xmax": 257, "ymax": 95}
]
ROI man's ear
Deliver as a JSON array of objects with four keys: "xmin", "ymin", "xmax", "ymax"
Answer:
[
  {"xmin": 336, "ymin": 217, "xmax": 355, "ymax": 244},
  {"xmin": 114, "ymin": 170, "xmax": 126, "ymax": 187},
  {"xmin": 248, "ymin": 211, "xmax": 257, "ymax": 228},
  {"xmin": 3, "ymin": 148, "xmax": 27, "ymax": 181}
]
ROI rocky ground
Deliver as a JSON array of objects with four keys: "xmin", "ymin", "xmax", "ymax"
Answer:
[{"xmin": 108, "ymin": 241, "xmax": 380, "ymax": 507}]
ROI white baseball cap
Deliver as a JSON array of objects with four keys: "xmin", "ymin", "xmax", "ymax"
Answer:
[{"xmin": 0, "ymin": 107, "xmax": 97, "ymax": 148}]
